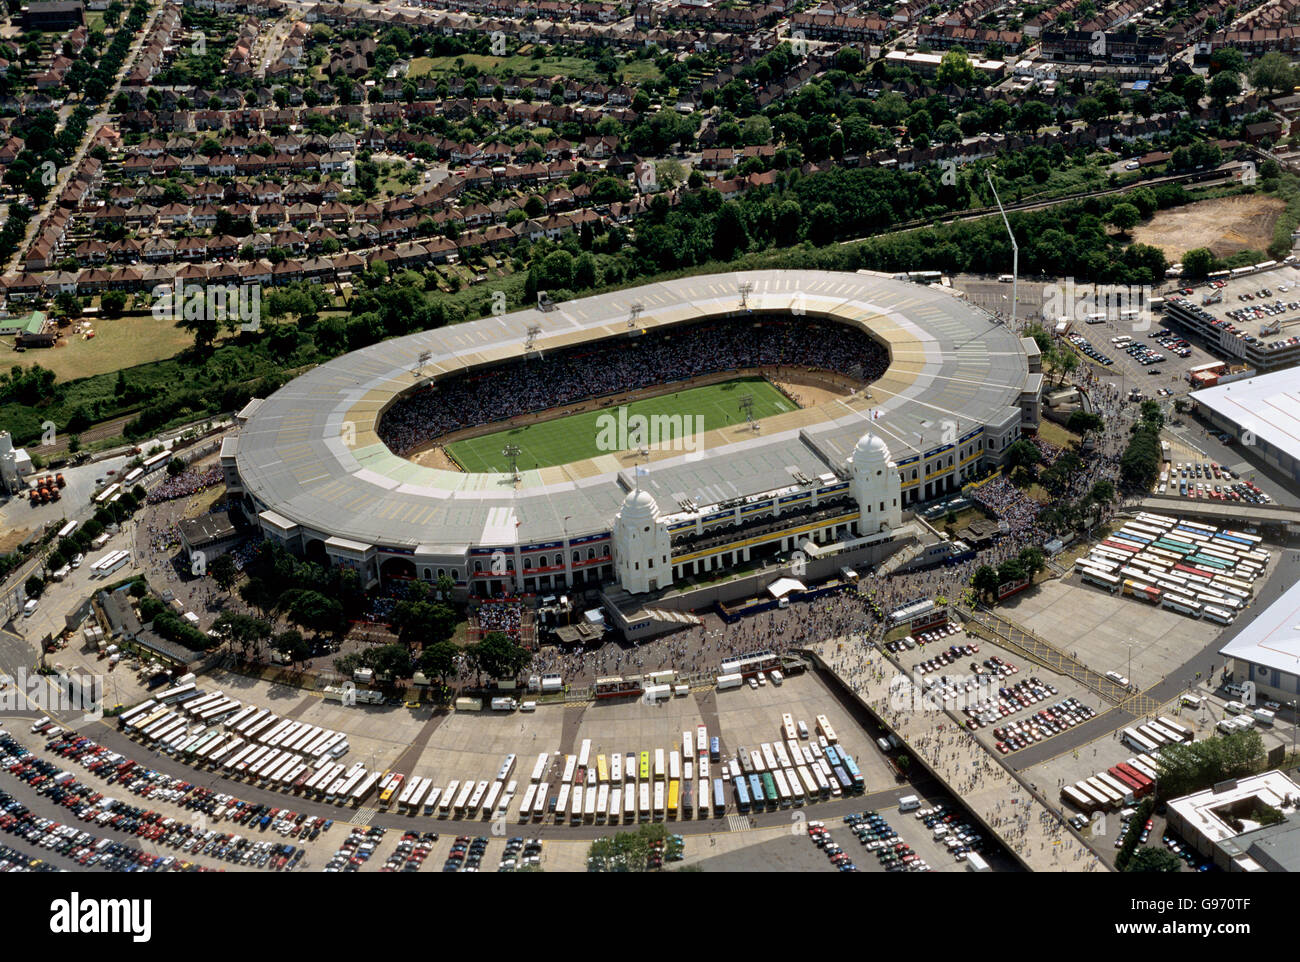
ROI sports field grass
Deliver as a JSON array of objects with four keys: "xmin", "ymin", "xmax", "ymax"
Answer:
[{"xmin": 444, "ymin": 376, "xmax": 794, "ymax": 473}]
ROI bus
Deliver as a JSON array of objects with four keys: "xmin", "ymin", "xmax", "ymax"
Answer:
[
  {"xmin": 561, "ymin": 754, "xmax": 577, "ymax": 785},
  {"xmin": 796, "ymin": 765, "xmax": 818, "ymax": 799},
  {"xmin": 840, "ymin": 751, "xmax": 865, "ymax": 792},
  {"xmin": 529, "ymin": 782, "xmax": 547, "ymax": 822},
  {"xmin": 623, "ymin": 784, "xmax": 635, "ymax": 822},
  {"xmin": 554, "ymin": 783, "xmax": 571, "ymax": 823},
  {"xmin": 1085, "ymin": 776, "xmax": 1123, "ymax": 810},
  {"xmin": 596, "ymin": 754, "xmax": 609, "ymax": 785},
  {"xmin": 585, "ymin": 783, "xmax": 600, "ymax": 823},
  {"xmin": 748, "ymin": 773, "xmax": 765, "ymax": 809},
  {"xmin": 639, "ymin": 751, "xmax": 650, "ymax": 782},
  {"xmin": 761, "ymin": 742, "xmax": 779, "ymax": 771},
  {"xmin": 530, "ymin": 753, "xmax": 548, "ymax": 783},
  {"xmin": 91, "ymin": 550, "xmax": 131, "ymax": 578},
  {"xmin": 773, "ymin": 741, "xmax": 791, "ymax": 769},
  {"xmin": 519, "ymin": 783, "xmax": 538, "ymax": 823},
  {"xmin": 452, "ymin": 779, "xmax": 475, "ymax": 816},
  {"xmin": 653, "ymin": 781, "xmax": 666, "ymax": 820},
  {"xmin": 759, "ymin": 772, "xmax": 778, "ymax": 810},
  {"xmin": 734, "ymin": 774, "xmax": 751, "ymax": 814},
  {"xmin": 570, "ymin": 785, "xmax": 584, "ymax": 825},
  {"xmin": 771, "ymin": 768, "xmax": 792, "ymax": 808},
  {"xmin": 1061, "ymin": 783, "xmax": 1097, "ymax": 812},
  {"xmin": 696, "ymin": 726, "xmax": 708, "ymax": 760},
  {"xmin": 1203, "ymin": 605, "xmax": 1234, "ymax": 625},
  {"xmin": 1096, "ymin": 771, "xmax": 1135, "ymax": 806},
  {"xmin": 815, "ymin": 715, "xmax": 838, "ymax": 744},
  {"xmin": 667, "ymin": 779, "xmax": 680, "ymax": 818},
  {"xmin": 93, "ymin": 483, "xmax": 120, "ymax": 505},
  {"xmin": 749, "ymin": 749, "xmax": 765, "ymax": 773},
  {"xmin": 682, "ymin": 731, "xmax": 695, "ymax": 763},
  {"xmin": 784, "ymin": 768, "xmax": 805, "ymax": 806},
  {"xmin": 1138, "ymin": 724, "xmax": 1169, "ymax": 747},
  {"xmin": 638, "ymin": 782, "xmax": 650, "ymax": 822},
  {"xmin": 1151, "ymin": 718, "xmax": 1190, "ymax": 743},
  {"xmin": 781, "ymin": 713, "xmax": 798, "ymax": 742},
  {"xmin": 811, "ymin": 765, "xmax": 831, "ymax": 799},
  {"xmin": 669, "ymin": 750, "xmax": 681, "ymax": 782},
  {"xmin": 712, "ymin": 777, "xmax": 726, "ymax": 815},
  {"xmin": 1081, "ymin": 569, "xmax": 1121, "ymax": 593},
  {"xmin": 435, "ymin": 780, "xmax": 457, "ymax": 816},
  {"xmin": 1074, "ymin": 780, "xmax": 1111, "ymax": 811},
  {"xmin": 654, "ymin": 748, "xmax": 666, "ymax": 781},
  {"xmin": 577, "ymin": 739, "xmax": 592, "ymax": 770},
  {"xmin": 1160, "ymin": 593, "xmax": 1202, "ymax": 617},
  {"xmin": 1123, "ymin": 726, "xmax": 1157, "ymax": 757},
  {"xmin": 709, "ymin": 737, "xmax": 720, "ymax": 763},
  {"xmin": 379, "ymin": 772, "xmax": 405, "ymax": 806},
  {"xmin": 608, "ymin": 753, "xmax": 622, "ymax": 784},
  {"xmin": 1115, "ymin": 762, "xmax": 1153, "ymax": 795},
  {"xmin": 483, "ymin": 781, "xmax": 504, "ymax": 819}
]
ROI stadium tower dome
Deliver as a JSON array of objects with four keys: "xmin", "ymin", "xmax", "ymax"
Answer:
[
  {"xmin": 849, "ymin": 431, "xmax": 902, "ymax": 535},
  {"xmin": 612, "ymin": 487, "xmax": 674, "ymax": 594}
]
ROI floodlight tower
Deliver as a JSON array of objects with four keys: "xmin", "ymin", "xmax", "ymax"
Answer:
[
  {"xmin": 503, "ymin": 443, "xmax": 522, "ymax": 483},
  {"xmin": 629, "ymin": 301, "xmax": 643, "ymax": 328},
  {"xmin": 738, "ymin": 281, "xmax": 753, "ymax": 310},
  {"xmin": 986, "ymin": 170, "xmax": 1018, "ymax": 332}
]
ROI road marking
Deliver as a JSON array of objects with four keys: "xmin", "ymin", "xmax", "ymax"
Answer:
[
  {"xmin": 727, "ymin": 815, "xmax": 750, "ymax": 832},
  {"xmin": 349, "ymin": 807, "xmax": 377, "ymax": 825}
]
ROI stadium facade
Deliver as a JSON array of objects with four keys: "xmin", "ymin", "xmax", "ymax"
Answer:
[{"xmin": 224, "ymin": 271, "xmax": 1040, "ymax": 600}]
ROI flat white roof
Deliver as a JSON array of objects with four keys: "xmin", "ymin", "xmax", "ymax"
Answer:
[
  {"xmin": 1168, "ymin": 771, "xmax": 1300, "ymax": 846},
  {"xmin": 1220, "ymin": 575, "xmax": 1300, "ymax": 676},
  {"xmin": 1193, "ymin": 368, "xmax": 1300, "ymax": 465}
]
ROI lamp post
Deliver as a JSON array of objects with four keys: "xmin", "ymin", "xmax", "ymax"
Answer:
[{"xmin": 986, "ymin": 170, "xmax": 1018, "ymax": 332}]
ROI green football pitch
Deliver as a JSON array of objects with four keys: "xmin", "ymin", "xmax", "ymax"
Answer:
[{"xmin": 444, "ymin": 376, "xmax": 795, "ymax": 473}]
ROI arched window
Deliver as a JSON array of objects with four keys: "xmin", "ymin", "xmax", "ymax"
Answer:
[
  {"xmin": 572, "ymin": 550, "xmax": 580, "ymax": 563},
  {"xmin": 473, "ymin": 561, "xmax": 482, "ymax": 573},
  {"xmin": 554, "ymin": 554, "xmax": 562, "ymax": 566}
]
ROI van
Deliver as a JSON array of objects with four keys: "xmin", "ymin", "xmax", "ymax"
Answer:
[
  {"xmin": 1224, "ymin": 700, "xmax": 1246, "ymax": 715},
  {"xmin": 797, "ymin": 720, "xmax": 809, "ymax": 740},
  {"xmin": 876, "ymin": 736, "xmax": 892, "ymax": 753},
  {"xmin": 673, "ymin": 684, "xmax": 690, "ymax": 697},
  {"xmin": 1179, "ymin": 694, "xmax": 1203, "ymax": 710},
  {"xmin": 1252, "ymin": 708, "xmax": 1275, "ymax": 726},
  {"xmin": 1223, "ymin": 682, "xmax": 1250, "ymax": 699},
  {"xmin": 777, "ymin": 597, "xmax": 790, "ymax": 609},
  {"xmin": 898, "ymin": 795, "xmax": 921, "ymax": 813},
  {"xmin": 769, "ymin": 670, "xmax": 783, "ymax": 686},
  {"xmin": 23, "ymin": 599, "xmax": 38, "ymax": 617},
  {"xmin": 519, "ymin": 701, "xmax": 537, "ymax": 712}
]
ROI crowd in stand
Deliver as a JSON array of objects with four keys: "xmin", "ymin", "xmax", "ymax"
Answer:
[
  {"xmin": 146, "ymin": 466, "xmax": 224, "ymax": 504},
  {"xmin": 474, "ymin": 600, "xmax": 524, "ymax": 639},
  {"xmin": 378, "ymin": 318, "xmax": 890, "ymax": 455}
]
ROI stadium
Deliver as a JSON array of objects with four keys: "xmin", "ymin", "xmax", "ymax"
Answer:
[{"xmin": 223, "ymin": 270, "xmax": 1041, "ymax": 631}]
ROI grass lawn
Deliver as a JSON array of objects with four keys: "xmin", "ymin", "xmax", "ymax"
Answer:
[
  {"xmin": 1037, "ymin": 418, "xmax": 1082, "ymax": 450},
  {"xmin": 409, "ymin": 52, "xmax": 659, "ymax": 85},
  {"xmin": 445, "ymin": 376, "xmax": 793, "ymax": 472},
  {"xmin": 20, "ymin": 312, "xmax": 194, "ymax": 382}
]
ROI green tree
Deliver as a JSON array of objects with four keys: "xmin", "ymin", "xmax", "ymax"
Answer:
[
  {"xmin": 1181, "ymin": 247, "xmax": 1218, "ymax": 279},
  {"xmin": 1126, "ymin": 848, "xmax": 1184, "ymax": 872},
  {"xmin": 972, "ymin": 564, "xmax": 1000, "ymax": 600},
  {"xmin": 471, "ymin": 631, "xmax": 533, "ymax": 683},
  {"xmin": 209, "ymin": 553, "xmax": 239, "ymax": 594},
  {"xmin": 1106, "ymin": 202, "xmax": 1141, "ymax": 236},
  {"xmin": 936, "ymin": 48, "xmax": 975, "ymax": 87},
  {"xmin": 1251, "ymin": 52, "xmax": 1295, "ymax": 94},
  {"xmin": 417, "ymin": 640, "xmax": 460, "ymax": 684}
]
